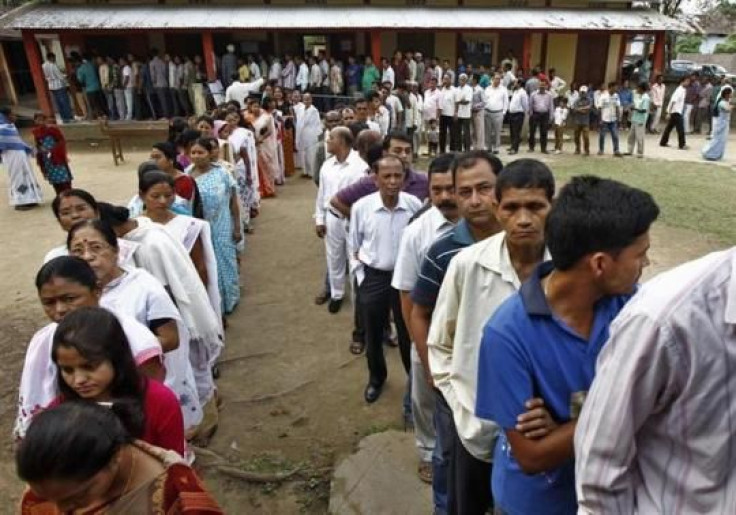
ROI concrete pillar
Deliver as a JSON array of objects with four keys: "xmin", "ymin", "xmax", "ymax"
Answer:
[
  {"xmin": 371, "ymin": 30, "xmax": 381, "ymax": 66},
  {"xmin": 522, "ymin": 33, "xmax": 532, "ymax": 73},
  {"xmin": 652, "ymin": 31, "xmax": 665, "ymax": 77},
  {"xmin": 22, "ymin": 31, "xmax": 53, "ymax": 116},
  {"xmin": 202, "ymin": 31, "xmax": 216, "ymax": 81}
]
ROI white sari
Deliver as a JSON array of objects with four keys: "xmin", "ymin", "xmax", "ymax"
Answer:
[
  {"xmin": 101, "ymin": 268, "xmax": 203, "ymax": 430},
  {"xmin": 14, "ymin": 313, "xmax": 162, "ymax": 439},
  {"xmin": 124, "ymin": 217, "xmax": 223, "ymax": 398}
]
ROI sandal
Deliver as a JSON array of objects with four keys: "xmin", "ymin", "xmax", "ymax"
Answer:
[{"xmin": 349, "ymin": 340, "xmax": 365, "ymax": 355}]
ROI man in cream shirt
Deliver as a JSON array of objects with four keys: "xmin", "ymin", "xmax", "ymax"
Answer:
[
  {"xmin": 428, "ymin": 159, "xmax": 554, "ymax": 514},
  {"xmin": 454, "ymin": 73, "xmax": 473, "ymax": 152},
  {"xmin": 484, "ymin": 73, "xmax": 509, "ymax": 154}
]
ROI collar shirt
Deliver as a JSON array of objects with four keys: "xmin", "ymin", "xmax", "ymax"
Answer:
[
  {"xmin": 385, "ymin": 94, "xmax": 404, "ymax": 128},
  {"xmin": 295, "ymin": 104, "xmax": 322, "ymax": 150},
  {"xmin": 175, "ymin": 63, "xmax": 186, "ymax": 89},
  {"xmin": 525, "ymin": 77, "xmax": 539, "ymax": 97},
  {"xmin": 309, "ymin": 64, "xmax": 322, "ymax": 88},
  {"xmin": 122, "ymin": 64, "xmax": 133, "ymax": 89},
  {"xmin": 549, "ymin": 76, "xmax": 567, "ymax": 98},
  {"xmin": 268, "ymin": 61, "xmax": 282, "ymax": 82},
  {"xmin": 575, "ymin": 248, "xmax": 736, "ymax": 515},
  {"xmin": 446, "ymin": 69, "xmax": 456, "ymax": 87},
  {"xmin": 167, "ymin": 62, "xmax": 177, "ymax": 88},
  {"xmin": 429, "ymin": 233, "xmax": 549, "ymax": 462},
  {"xmin": 373, "ymin": 106, "xmax": 391, "ymax": 136},
  {"xmin": 99, "ymin": 63, "xmax": 111, "ymax": 89},
  {"xmin": 434, "ymin": 65, "xmax": 443, "ymax": 82},
  {"xmin": 572, "ymin": 96, "xmax": 592, "ymax": 125},
  {"xmin": 667, "ymin": 85, "xmax": 686, "ymax": 115},
  {"xmin": 335, "ymin": 168, "xmax": 428, "ymax": 208},
  {"xmin": 296, "ymin": 63, "xmax": 309, "ymax": 91},
  {"xmin": 597, "ymin": 91, "xmax": 621, "ymax": 122},
  {"xmin": 408, "ymin": 59, "xmax": 417, "ymax": 82},
  {"xmin": 382, "ymin": 66, "xmax": 395, "ymax": 89},
  {"xmin": 149, "ymin": 57, "xmax": 167, "ymax": 88},
  {"xmin": 440, "ymin": 86, "xmax": 457, "ymax": 116},
  {"xmin": 225, "ymin": 78, "xmax": 264, "ymax": 109},
  {"xmin": 314, "ymin": 150, "xmax": 368, "ymax": 225},
  {"xmin": 282, "ymin": 61, "xmax": 296, "ymax": 90},
  {"xmin": 249, "ymin": 62, "xmax": 261, "ymax": 81},
  {"xmin": 685, "ymin": 80, "xmax": 701, "ymax": 105},
  {"xmin": 423, "ymin": 88, "xmax": 441, "ymax": 120},
  {"xmin": 319, "ymin": 59, "xmax": 329, "ymax": 87},
  {"xmin": 508, "ymin": 88, "xmax": 528, "ymax": 113},
  {"xmin": 476, "ymin": 261, "xmax": 631, "ymax": 514},
  {"xmin": 42, "ymin": 61, "xmax": 67, "ymax": 91},
  {"xmin": 349, "ymin": 192, "xmax": 422, "ymax": 283},
  {"xmin": 649, "ymin": 83, "xmax": 665, "ymax": 106},
  {"xmin": 554, "ymin": 106, "xmax": 569, "ymax": 126},
  {"xmin": 485, "ymin": 85, "xmax": 509, "ymax": 113},
  {"xmin": 502, "ymin": 71, "xmax": 516, "ymax": 90},
  {"xmin": 392, "ymin": 206, "xmax": 455, "ymax": 292},
  {"xmin": 631, "ymin": 92, "xmax": 650, "ymax": 125},
  {"xmin": 472, "ymin": 85, "xmax": 486, "ymax": 112},
  {"xmin": 530, "ymin": 90, "xmax": 554, "ymax": 115},
  {"xmin": 699, "ymin": 83, "xmax": 713, "ymax": 108},
  {"xmin": 404, "ymin": 92, "xmax": 419, "ymax": 130}
]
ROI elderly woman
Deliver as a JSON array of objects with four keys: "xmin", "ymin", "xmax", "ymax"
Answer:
[{"xmin": 0, "ymin": 107, "xmax": 43, "ymax": 210}]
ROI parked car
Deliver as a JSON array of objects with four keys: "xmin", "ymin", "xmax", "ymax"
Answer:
[
  {"xmin": 663, "ymin": 60, "xmax": 698, "ymax": 82},
  {"xmin": 699, "ymin": 63, "xmax": 736, "ymax": 83}
]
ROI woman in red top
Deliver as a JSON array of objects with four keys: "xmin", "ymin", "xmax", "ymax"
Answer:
[
  {"xmin": 149, "ymin": 141, "xmax": 202, "ymax": 219},
  {"xmin": 50, "ymin": 306, "xmax": 185, "ymax": 456}
]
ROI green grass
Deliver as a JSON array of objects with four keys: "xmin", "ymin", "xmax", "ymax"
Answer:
[{"xmin": 547, "ymin": 157, "xmax": 736, "ymax": 244}]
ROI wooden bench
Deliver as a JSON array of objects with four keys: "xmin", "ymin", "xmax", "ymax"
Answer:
[{"xmin": 99, "ymin": 119, "xmax": 170, "ymax": 166}]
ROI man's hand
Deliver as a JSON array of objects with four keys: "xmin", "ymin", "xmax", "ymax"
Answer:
[
  {"xmin": 315, "ymin": 225, "xmax": 326, "ymax": 238},
  {"xmin": 516, "ymin": 398, "xmax": 558, "ymax": 439}
]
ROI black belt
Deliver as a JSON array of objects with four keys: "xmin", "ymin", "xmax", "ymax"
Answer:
[
  {"xmin": 328, "ymin": 208, "xmax": 344, "ymax": 219},
  {"xmin": 486, "ymin": 109, "xmax": 503, "ymax": 113}
]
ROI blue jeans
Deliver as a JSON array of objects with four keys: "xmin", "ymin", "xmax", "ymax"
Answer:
[
  {"xmin": 598, "ymin": 121, "xmax": 620, "ymax": 153},
  {"xmin": 51, "ymin": 88, "xmax": 73, "ymax": 122}
]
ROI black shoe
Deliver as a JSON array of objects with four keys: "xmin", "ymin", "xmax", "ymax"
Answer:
[
  {"xmin": 328, "ymin": 298, "xmax": 343, "ymax": 314},
  {"xmin": 541, "ymin": 150, "xmax": 550, "ymax": 154},
  {"xmin": 314, "ymin": 291, "xmax": 330, "ymax": 305},
  {"xmin": 660, "ymin": 143, "xmax": 670, "ymax": 148},
  {"xmin": 364, "ymin": 383, "xmax": 383, "ymax": 403}
]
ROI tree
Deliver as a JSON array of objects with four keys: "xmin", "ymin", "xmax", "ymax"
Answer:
[
  {"xmin": 675, "ymin": 34, "xmax": 704, "ymax": 54},
  {"xmin": 714, "ymin": 35, "xmax": 736, "ymax": 54}
]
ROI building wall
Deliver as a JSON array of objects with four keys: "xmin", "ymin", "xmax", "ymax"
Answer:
[
  {"xmin": 434, "ymin": 33, "xmax": 456, "ymax": 63},
  {"xmin": 380, "ymin": 31, "xmax": 398, "ymax": 59},
  {"xmin": 547, "ymin": 33, "xmax": 576, "ymax": 85},
  {"xmin": 530, "ymin": 33, "xmax": 543, "ymax": 69},
  {"xmin": 605, "ymin": 33, "xmax": 621, "ymax": 84}
]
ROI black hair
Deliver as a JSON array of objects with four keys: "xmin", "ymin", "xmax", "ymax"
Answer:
[
  {"xmin": 452, "ymin": 150, "xmax": 503, "ymax": 184},
  {"xmin": 382, "ymin": 130, "xmax": 413, "ymax": 151},
  {"xmin": 16, "ymin": 401, "xmax": 133, "ymax": 484},
  {"xmin": 192, "ymin": 137, "xmax": 217, "ymax": 153},
  {"xmin": 51, "ymin": 307, "xmax": 145, "ymax": 439},
  {"xmin": 365, "ymin": 144, "xmax": 385, "ymax": 170},
  {"xmin": 97, "ymin": 202, "xmax": 130, "ymax": 227},
  {"xmin": 67, "ymin": 219, "xmax": 119, "ymax": 251},
  {"xmin": 51, "ymin": 189, "xmax": 99, "ymax": 221},
  {"xmin": 137, "ymin": 160, "xmax": 163, "ymax": 181},
  {"xmin": 35, "ymin": 256, "xmax": 98, "ymax": 292},
  {"xmin": 196, "ymin": 115, "xmax": 215, "ymax": 128},
  {"xmin": 545, "ymin": 175, "xmax": 659, "ymax": 270},
  {"xmin": 168, "ymin": 117, "xmax": 189, "ymax": 144},
  {"xmin": 139, "ymin": 170, "xmax": 175, "ymax": 193},
  {"xmin": 371, "ymin": 154, "xmax": 406, "ymax": 175},
  {"xmin": 152, "ymin": 141, "xmax": 181, "ymax": 171},
  {"xmin": 428, "ymin": 153, "xmax": 456, "ymax": 177},
  {"xmin": 495, "ymin": 159, "xmax": 555, "ymax": 202},
  {"xmin": 176, "ymin": 129, "xmax": 201, "ymax": 149}
]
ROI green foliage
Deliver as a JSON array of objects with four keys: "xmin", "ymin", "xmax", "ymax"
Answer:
[
  {"xmin": 714, "ymin": 35, "xmax": 736, "ymax": 54},
  {"xmin": 675, "ymin": 34, "xmax": 704, "ymax": 54}
]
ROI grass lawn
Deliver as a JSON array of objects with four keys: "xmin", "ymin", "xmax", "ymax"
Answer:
[{"xmin": 547, "ymin": 157, "xmax": 736, "ymax": 244}]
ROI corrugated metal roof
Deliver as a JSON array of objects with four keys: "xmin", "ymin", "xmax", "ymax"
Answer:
[{"xmin": 0, "ymin": 4, "xmax": 691, "ymax": 32}]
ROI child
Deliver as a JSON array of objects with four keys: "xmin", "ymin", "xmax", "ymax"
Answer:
[
  {"xmin": 31, "ymin": 113, "xmax": 73, "ymax": 195},
  {"xmin": 427, "ymin": 118, "xmax": 439, "ymax": 156},
  {"xmin": 50, "ymin": 306, "xmax": 186, "ymax": 456},
  {"xmin": 554, "ymin": 98, "xmax": 569, "ymax": 154}
]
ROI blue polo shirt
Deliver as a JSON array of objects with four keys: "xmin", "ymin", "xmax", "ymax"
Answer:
[
  {"xmin": 410, "ymin": 218, "xmax": 476, "ymax": 308},
  {"xmin": 475, "ymin": 261, "xmax": 631, "ymax": 515}
]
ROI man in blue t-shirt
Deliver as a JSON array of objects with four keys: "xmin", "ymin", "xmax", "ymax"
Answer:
[{"xmin": 475, "ymin": 175, "xmax": 660, "ymax": 515}]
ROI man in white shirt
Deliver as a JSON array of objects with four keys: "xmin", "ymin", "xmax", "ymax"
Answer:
[
  {"xmin": 455, "ymin": 73, "xmax": 473, "ymax": 152},
  {"xmin": 595, "ymin": 82, "xmax": 623, "ymax": 156},
  {"xmin": 423, "ymin": 77, "xmax": 441, "ymax": 148},
  {"xmin": 315, "ymin": 127, "xmax": 368, "ymax": 313},
  {"xmin": 659, "ymin": 75, "xmax": 689, "ymax": 150},
  {"xmin": 548, "ymin": 68, "xmax": 567, "ymax": 99},
  {"xmin": 430, "ymin": 159, "xmax": 554, "ymax": 514},
  {"xmin": 309, "ymin": 56, "xmax": 322, "ymax": 94},
  {"xmin": 349, "ymin": 155, "xmax": 422, "ymax": 403},
  {"xmin": 225, "ymin": 76, "xmax": 264, "ymax": 109},
  {"xmin": 248, "ymin": 55, "xmax": 261, "ymax": 81},
  {"xmin": 381, "ymin": 58, "xmax": 395, "ymax": 90},
  {"xmin": 484, "ymin": 73, "xmax": 509, "ymax": 154},
  {"xmin": 439, "ymin": 74, "xmax": 457, "ymax": 153},
  {"xmin": 575, "ymin": 246, "xmax": 736, "ymax": 515},
  {"xmin": 508, "ymin": 80, "xmax": 529, "ymax": 155},
  {"xmin": 409, "ymin": 82, "xmax": 423, "ymax": 158},
  {"xmin": 407, "ymin": 52, "xmax": 418, "ymax": 83},
  {"xmin": 501, "ymin": 62, "xmax": 516, "ymax": 90},
  {"xmin": 268, "ymin": 57, "xmax": 282, "ymax": 85},
  {"xmin": 295, "ymin": 56, "xmax": 309, "ymax": 93},
  {"xmin": 382, "ymin": 83, "xmax": 404, "ymax": 132},
  {"xmin": 42, "ymin": 52, "xmax": 73, "ymax": 123},
  {"xmin": 392, "ymin": 154, "xmax": 458, "ymax": 487},
  {"xmin": 296, "ymin": 93, "xmax": 323, "ymax": 179}
]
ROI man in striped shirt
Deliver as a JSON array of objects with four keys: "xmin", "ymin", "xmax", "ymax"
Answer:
[
  {"xmin": 575, "ymin": 246, "xmax": 736, "ymax": 513},
  {"xmin": 42, "ymin": 52, "xmax": 73, "ymax": 123}
]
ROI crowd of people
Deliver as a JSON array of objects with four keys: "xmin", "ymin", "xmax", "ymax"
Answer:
[{"xmin": 2, "ymin": 43, "xmax": 733, "ymax": 514}]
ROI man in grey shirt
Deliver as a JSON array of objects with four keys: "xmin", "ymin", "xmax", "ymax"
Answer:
[
  {"xmin": 149, "ymin": 49, "xmax": 170, "ymax": 118},
  {"xmin": 528, "ymin": 80, "xmax": 554, "ymax": 153}
]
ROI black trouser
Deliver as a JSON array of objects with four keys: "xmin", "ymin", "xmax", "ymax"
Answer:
[
  {"xmin": 528, "ymin": 112, "xmax": 550, "ymax": 151},
  {"xmin": 85, "ymin": 90, "xmax": 107, "ymax": 119},
  {"xmin": 660, "ymin": 112, "xmax": 686, "ymax": 149},
  {"xmin": 155, "ymin": 87, "xmax": 171, "ymax": 118},
  {"xmin": 436, "ymin": 392, "xmax": 493, "ymax": 515},
  {"xmin": 508, "ymin": 112, "xmax": 524, "ymax": 151},
  {"xmin": 359, "ymin": 266, "xmax": 410, "ymax": 387},
  {"xmin": 456, "ymin": 118, "xmax": 471, "ymax": 152},
  {"xmin": 440, "ymin": 115, "xmax": 454, "ymax": 153}
]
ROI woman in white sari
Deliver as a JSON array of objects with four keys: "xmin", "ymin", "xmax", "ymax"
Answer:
[
  {"xmin": 98, "ymin": 202, "xmax": 224, "ymax": 404},
  {"xmin": 0, "ymin": 108, "xmax": 42, "ymax": 210},
  {"xmin": 223, "ymin": 110, "xmax": 261, "ymax": 215},
  {"xmin": 66, "ymin": 221, "xmax": 203, "ymax": 438}
]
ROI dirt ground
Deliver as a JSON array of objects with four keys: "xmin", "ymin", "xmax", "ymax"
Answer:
[{"xmin": 0, "ymin": 143, "xmax": 728, "ymax": 513}]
